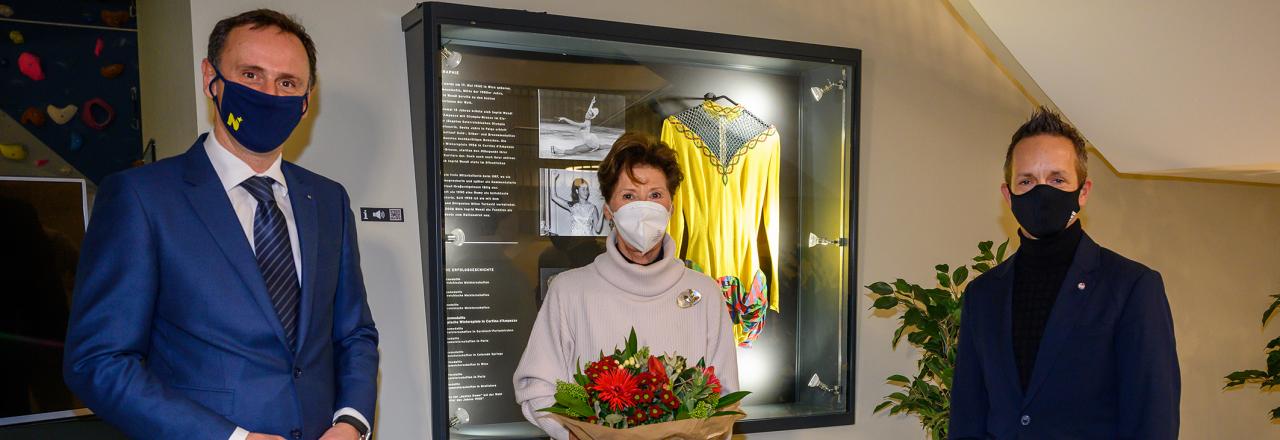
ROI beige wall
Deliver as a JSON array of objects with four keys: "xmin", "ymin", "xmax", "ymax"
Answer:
[
  {"xmin": 136, "ymin": 0, "xmax": 197, "ymax": 159},
  {"xmin": 165, "ymin": 0, "xmax": 1280, "ymax": 438}
]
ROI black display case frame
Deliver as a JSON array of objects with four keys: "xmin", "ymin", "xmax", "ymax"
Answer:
[{"xmin": 402, "ymin": 2, "xmax": 861, "ymax": 437}]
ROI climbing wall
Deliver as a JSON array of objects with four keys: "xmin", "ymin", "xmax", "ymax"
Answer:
[{"xmin": 0, "ymin": 0, "xmax": 141, "ymax": 184}]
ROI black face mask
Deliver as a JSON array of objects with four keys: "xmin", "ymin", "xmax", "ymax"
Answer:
[{"xmin": 1010, "ymin": 184, "xmax": 1081, "ymax": 239}]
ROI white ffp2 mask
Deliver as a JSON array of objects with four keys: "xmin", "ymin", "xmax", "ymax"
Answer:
[{"xmin": 608, "ymin": 201, "xmax": 670, "ymax": 253}]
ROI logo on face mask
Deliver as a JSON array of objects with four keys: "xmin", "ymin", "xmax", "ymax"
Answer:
[{"xmin": 226, "ymin": 113, "xmax": 243, "ymax": 131}]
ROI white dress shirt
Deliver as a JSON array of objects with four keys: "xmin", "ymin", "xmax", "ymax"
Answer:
[{"xmin": 203, "ymin": 134, "xmax": 370, "ymax": 440}]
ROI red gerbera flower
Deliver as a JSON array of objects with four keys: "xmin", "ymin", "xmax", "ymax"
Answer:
[
  {"xmin": 704, "ymin": 366, "xmax": 722, "ymax": 395},
  {"xmin": 589, "ymin": 367, "xmax": 640, "ymax": 411}
]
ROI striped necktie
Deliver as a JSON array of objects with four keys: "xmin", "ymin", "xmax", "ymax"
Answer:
[{"xmin": 241, "ymin": 176, "xmax": 300, "ymax": 350}]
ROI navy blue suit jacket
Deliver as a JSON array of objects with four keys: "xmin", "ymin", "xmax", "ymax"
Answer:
[
  {"xmin": 64, "ymin": 135, "xmax": 379, "ymax": 440},
  {"xmin": 949, "ymin": 233, "xmax": 1179, "ymax": 439}
]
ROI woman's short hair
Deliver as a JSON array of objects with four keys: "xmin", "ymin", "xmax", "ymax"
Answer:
[
  {"xmin": 570, "ymin": 178, "xmax": 588, "ymax": 204},
  {"xmin": 597, "ymin": 133, "xmax": 684, "ymax": 200}
]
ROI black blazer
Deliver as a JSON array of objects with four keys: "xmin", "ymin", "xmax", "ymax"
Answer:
[{"xmin": 949, "ymin": 233, "xmax": 1179, "ymax": 439}]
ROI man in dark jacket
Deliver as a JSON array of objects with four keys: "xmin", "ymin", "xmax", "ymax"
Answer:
[{"xmin": 949, "ymin": 107, "xmax": 1180, "ymax": 439}]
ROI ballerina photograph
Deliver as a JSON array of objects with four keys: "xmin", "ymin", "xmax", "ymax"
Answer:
[
  {"xmin": 539, "ymin": 168, "xmax": 608, "ymax": 237},
  {"xmin": 537, "ymin": 89, "xmax": 625, "ymax": 161}
]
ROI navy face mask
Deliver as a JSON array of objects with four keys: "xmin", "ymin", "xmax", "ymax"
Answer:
[
  {"xmin": 209, "ymin": 67, "xmax": 308, "ymax": 153},
  {"xmin": 1010, "ymin": 184, "xmax": 1081, "ymax": 239}
]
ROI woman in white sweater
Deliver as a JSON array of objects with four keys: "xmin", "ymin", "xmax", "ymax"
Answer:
[{"xmin": 513, "ymin": 133, "xmax": 739, "ymax": 439}]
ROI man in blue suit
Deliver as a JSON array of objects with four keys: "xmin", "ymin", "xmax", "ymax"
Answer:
[
  {"xmin": 64, "ymin": 10, "xmax": 378, "ymax": 440},
  {"xmin": 949, "ymin": 108, "xmax": 1179, "ymax": 439}
]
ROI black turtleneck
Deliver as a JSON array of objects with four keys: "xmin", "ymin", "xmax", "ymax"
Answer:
[{"xmin": 1011, "ymin": 220, "xmax": 1083, "ymax": 390}]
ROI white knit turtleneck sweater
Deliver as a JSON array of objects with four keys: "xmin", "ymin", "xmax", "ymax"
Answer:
[{"xmin": 512, "ymin": 232, "xmax": 740, "ymax": 439}]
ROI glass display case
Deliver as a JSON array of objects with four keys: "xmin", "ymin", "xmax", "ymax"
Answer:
[{"xmin": 403, "ymin": 3, "xmax": 859, "ymax": 437}]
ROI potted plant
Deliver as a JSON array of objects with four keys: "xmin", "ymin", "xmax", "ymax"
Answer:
[
  {"xmin": 866, "ymin": 240, "xmax": 1009, "ymax": 440},
  {"xmin": 1223, "ymin": 293, "xmax": 1280, "ymax": 420}
]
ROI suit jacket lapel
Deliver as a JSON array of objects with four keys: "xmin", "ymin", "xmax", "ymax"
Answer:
[
  {"xmin": 283, "ymin": 163, "xmax": 318, "ymax": 355},
  {"xmin": 989, "ymin": 259, "xmax": 1024, "ymax": 403},
  {"xmin": 1021, "ymin": 233, "xmax": 1102, "ymax": 407},
  {"xmin": 182, "ymin": 135, "xmax": 291, "ymax": 352}
]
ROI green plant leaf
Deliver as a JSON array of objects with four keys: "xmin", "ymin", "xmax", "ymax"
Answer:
[
  {"xmin": 892, "ymin": 325, "xmax": 906, "ymax": 347},
  {"xmin": 952, "ymin": 266, "xmax": 969, "ymax": 286},
  {"xmin": 715, "ymin": 391, "xmax": 751, "ymax": 409},
  {"xmin": 873, "ymin": 401, "xmax": 894, "ymax": 413},
  {"xmin": 873, "ymin": 296, "xmax": 900, "ymax": 310},
  {"xmin": 996, "ymin": 240, "xmax": 1009, "ymax": 263},
  {"xmin": 978, "ymin": 241, "xmax": 993, "ymax": 253},
  {"xmin": 894, "ymin": 279, "xmax": 912, "ymax": 293},
  {"xmin": 937, "ymin": 273, "xmax": 951, "ymax": 288},
  {"xmin": 1263, "ymin": 296, "xmax": 1280, "ymax": 325},
  {"xmin": 973, "ymin": 262, "xmax": 992, "ymax": 273},
  {"xmin": 868, "ymin": 281, "xmax": 894, "ymax": 295},
  {"xmin": 1271, "ymin": 406, "xmax": 1280, "ymax": 420},
  {"xmin": 886, "ymin": 374, "xmax": 911, "ymax": 384}
]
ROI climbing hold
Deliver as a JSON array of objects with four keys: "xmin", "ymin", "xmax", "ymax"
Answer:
[
  {"xmin": 81, "ymin": 98, "xmax": 114, "ymax": 130},
  {"xmin": 20, "ymin": 106, "xmax": 45, "ymax": 126},
  {"xmin": 94, "ymin": 37, "xmax": 104, "ymax": 56},
  {"xmin": 47, "ymin": 104, "xmax": 77, "ymax": 125},
  {"xmin": 0, "ymin": 143, "xmax": 27, "ymax": 161},
  {"xmin": 35, "ymin": 158, "xmax": 49, "ymax": 167},
  {"xmin": 0, "ymin": 5, "xmax": 12, "ymax": 18},
  {"xmin": 68, "ymin": 132, "xmax": 84, "ymax": 152},
  {"xmin": 8, "ymin": 30, "xmax": 22, "ymax": 44},
  {"xmin": 18, "ymin": 52, "xmax": 43, "ymax": 81},
  {"xmin": 101, "ymin": 10, "xmax": 129, "ymax": 27},
  {"xmin": 100, "ymin": 63, "xmax": 123, "ymax": 79}
]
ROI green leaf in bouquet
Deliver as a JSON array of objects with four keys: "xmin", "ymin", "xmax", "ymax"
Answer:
[
  {"xmin": 715, "ymin": 391, "xmax": 750, "ymax": 409},
  {"xmin": 710, "ymin": 410, "xmax": 745, "ymax": 418},
  {"xmin": 556, "ymin": 380, "xmax": 589, "ymax": 403},
  {"xmin": 625, "ymin": 328, "xmax": 638, "ymax": 359},
  {"xmin": 536, "ymin": 405, "xmax": 575, "ymax": 417},
  {"xmin": 554, "ymin": 391, "xmax": 594, "ymax": 419},
  {"xmin": 575, "ymin": 373, "xmax": 589, "ymax": 386},
  {"xmin": 689, "ymin": 401, "xmax": 714, "ymax": 419}
]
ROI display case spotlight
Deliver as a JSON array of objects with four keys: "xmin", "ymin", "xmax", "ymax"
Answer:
[
  {"xmin": 445, "ymin": 228, "xmax": 467, "ymax": 246},
  {"xmin": 809, "ymin": 78, "xmax": 845, "ymax": 102},
  {"xmin": 448, "ymin": 407, "xmax": 471, "ymax": 429},
  {"xmin": 441, "ymin": 44, "xmax": 462, "ymax": 69},
  {"xmin": 808, "ymin": 373, "xmax": 842, "ymax": 398},
  {"xmin": 808, "ymin": 232, "xmax": 847, "ymax": 248}
]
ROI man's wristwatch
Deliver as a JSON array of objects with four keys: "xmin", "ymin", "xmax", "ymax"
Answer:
[{"xmin": 334, "ymin": 415, "xmax": 370, "ymax": 440}]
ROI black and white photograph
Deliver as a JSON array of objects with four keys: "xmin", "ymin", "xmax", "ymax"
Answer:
[
  {"xmin": 537, "ymin": 89, "xmax": 626, "ymax": 161},
  {"xmin": 539, "ymin": 168, "xmax": 608, "ymax": 237}
]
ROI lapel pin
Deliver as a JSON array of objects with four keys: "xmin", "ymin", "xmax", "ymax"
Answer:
[
  {"xmin": 1077, "ymin": 282, "xmax": 1086, "ymax": 291},
  {"xmin": 677, "ymin": 289, "xmax": 702, "ymax": 308},
  {"xmin": 306, "ymin": 194, "xmax": 312, "ymax": 200}
]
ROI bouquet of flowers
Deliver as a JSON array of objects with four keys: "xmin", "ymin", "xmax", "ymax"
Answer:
[{"xmin": 538, "ymin": 329, "xmax": 749, "ymax": 439}]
